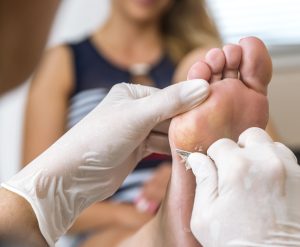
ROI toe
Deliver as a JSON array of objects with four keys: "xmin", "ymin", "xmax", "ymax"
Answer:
[
  {"xmin": 239, "ymin": 37, "xmax": 272, "ymax": 95},
  {"xmin": 205, "ymin": 48, "xmax": 226, "ymax": 83},
  {"xmin": 223, "ymin": 44, "xmax": 242, "ymax": 79},
  {"xmin": 187, "ymin": 60, "xmax": 211, "ymax": 82}
]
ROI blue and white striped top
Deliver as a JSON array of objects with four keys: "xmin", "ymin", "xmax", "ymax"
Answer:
[{"xmin": 67, "ymin": 37, "xmax": 175, "ymax": 203}]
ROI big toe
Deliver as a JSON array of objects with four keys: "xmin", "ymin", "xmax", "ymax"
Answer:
[{"xmin": 239, "ymin": 37, "xmax": 272, "ymax": 95}]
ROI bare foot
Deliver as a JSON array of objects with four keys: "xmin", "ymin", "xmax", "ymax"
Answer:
[
  {"xmin": 170, "ymin": 37, "xmax": 272, "ymax": 152},
  {"xmin": 160, "ymin": 37, "xmax": 272, "ymax": 247}
]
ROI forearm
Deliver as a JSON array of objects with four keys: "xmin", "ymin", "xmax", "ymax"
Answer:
[
  {"xmin": 69, "ymin": 202, "xmax": 152, "ymax": 234},
  {"xmin": 118, "ymin": 215, "xmax": 161, "ymax": 247},
  {"xmin": 68, "ymin": 202, "xmax": 122, "ymax": 234},
  {"xmin": 69, "ymin": 203, "xmax": 110, "ymax": 234},
  {"xmin": 0, "ymin": 188, "xmax": 47, "ymax": 247}
]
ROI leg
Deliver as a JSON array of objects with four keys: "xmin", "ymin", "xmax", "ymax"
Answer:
[
  {"xmin": 164, "ymin": 37, "xmax": 272, "ymax": 246},
  {"xmin": 108, "ymin": 37, "xmax": 273, "ymax": 247}
]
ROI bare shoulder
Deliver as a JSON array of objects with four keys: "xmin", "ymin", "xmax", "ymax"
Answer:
[
  {"xmin": 43, "ymin": 44, "xmax": 73, "ymax": 63},
  {"xmin": 31, "ymin": 44, "xmax": 74, "ymax": 95},
  {"xmin": 173, "ymin": 46, "xmax": 218, "ymax": 83}
]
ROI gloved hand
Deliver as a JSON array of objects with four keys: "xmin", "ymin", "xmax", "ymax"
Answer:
[
  {"xmin": 188, "ymin": 127, "xmax": 300, "ymax": 247},
  {"xmin": 1, "ymin": 79, "xmax": 209, "ymax": 246}
]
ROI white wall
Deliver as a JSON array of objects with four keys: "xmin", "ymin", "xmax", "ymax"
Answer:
[
  {"xmin": 48, "ymin": 0, "xmax": 110, "ymax": 47},
  {"xmin": 269, "ymin": 49, "xmax": 300, "ymax": 148}
]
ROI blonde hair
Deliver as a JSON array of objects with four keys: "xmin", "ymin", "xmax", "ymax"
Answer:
[{"xmin": 161, "ymin": 0, "xmax": 222, "ymax": 64}]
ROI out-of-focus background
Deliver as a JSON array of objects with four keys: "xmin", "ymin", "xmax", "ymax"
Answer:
[{"xmin": 0, "ymin": 0, "xmax": 300, "ymax": 182}]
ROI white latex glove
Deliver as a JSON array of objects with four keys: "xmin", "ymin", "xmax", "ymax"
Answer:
[
  {"xmin": 1, "ymin": 80, "xmax": 209, "ymax": 246},
  {"xmin": 188, "ymin": 127, "xmax": 300, "ymax": 247}
]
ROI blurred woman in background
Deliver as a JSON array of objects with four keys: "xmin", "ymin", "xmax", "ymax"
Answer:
[{"xmin": 22, "ymin": 0, "xmax": 221, "ymax": 246}]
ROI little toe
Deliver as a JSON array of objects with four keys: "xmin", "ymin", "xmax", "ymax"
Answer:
[
  {"xmin": 223, "ymin": 44, "xmax": 242, "ymax": 79},
  {"xmin": 239, "ymin": 37, "xmax": 272, "ymax": 95},
  {"xmin": 205, "ymin": 48, "xmax": 226, "ymax": 83},
  {"xmin": 187, "ymin": 60, "xmax": 211, "ymax": 82}
]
